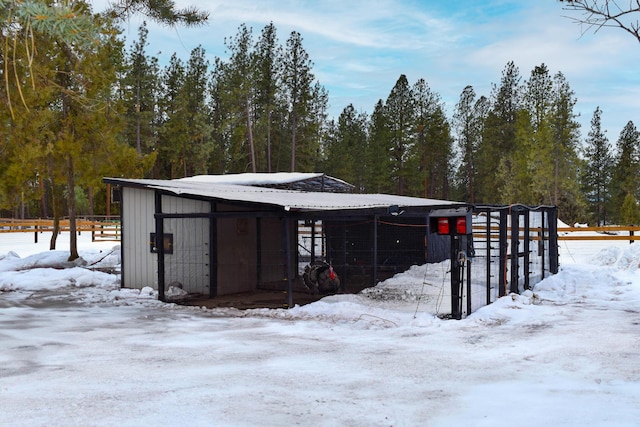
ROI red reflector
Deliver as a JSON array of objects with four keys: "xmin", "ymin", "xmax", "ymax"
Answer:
[
  {"xmin": 437, "ymin": 217, "xmax": 450, "ymax": 235},
  {"xmin": 456, "ymin": 217, "xmax": 467, "ymax": 234}
]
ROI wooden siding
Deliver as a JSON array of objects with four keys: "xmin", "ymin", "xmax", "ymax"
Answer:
[{"xmin": 216, "ymin": 203, "xmax": 258, "ymax": 295}]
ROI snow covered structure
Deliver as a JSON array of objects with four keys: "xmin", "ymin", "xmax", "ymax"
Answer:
[{"xmin": 103, "ymin": 173, "xmax": 470, "ymax": 309}]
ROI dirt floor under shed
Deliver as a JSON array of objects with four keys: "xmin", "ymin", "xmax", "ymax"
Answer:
[{"xmin": 176, "ymin": 290, "xmax": 328, "ymax": 310}]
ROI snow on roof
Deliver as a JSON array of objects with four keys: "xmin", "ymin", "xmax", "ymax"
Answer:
[
  {"xmin": 104, "ymin": 177, "xmax": 467, "ymax": 213},
  {"xmin": 178, "ymin": 173, "xmax": 355, "ymax": 193},
  {"xmin": 180, "ymin": 172, "xmax": 319, "ymax": 185}
]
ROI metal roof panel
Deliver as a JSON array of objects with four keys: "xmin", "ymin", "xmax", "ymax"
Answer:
[{"xmin": 104, "ymin": 177, "xmax": 467, "ymax": 212}]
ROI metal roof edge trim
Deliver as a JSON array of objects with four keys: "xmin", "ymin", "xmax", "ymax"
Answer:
[{"xmin": 103, "ymin": 177, "xmax": 469, "ymax": 212}]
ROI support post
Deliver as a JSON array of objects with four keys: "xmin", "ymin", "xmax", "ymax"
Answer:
[
  {"xmin": 540, "ymin": 211, "xmax": 546, "ymax": 280},
  {"xmin": 310, "ymin": 220, "xmax": 316, "ymax": 263},
  {"xmin": 209, "ymin": 202, "xmax": 218, "ymax": 299},
  {"xmin": 510, "ymin": 208, "xmax": 520, "ymax": 294},
  {"xmin": 284, "ymin": 217, "xmax": 294, "ymax": 308},
  {"xmin": 154, "ymin": 192, "xmax": 166, "ymax": 302},
  {"xmin": 450, "ymin": 235, "xmax": 463, "ymax": 320},
  {"xmin": 548, "ymin": 207, "xmax": 559, "ymax": 274},
  {"xmin": 466, "ymin": 242, "xmax": 472, "ymax": 316},
  {"xmin": 498, "ymin": 210, "xmax": 508, "ymax": 297},
  {"xmin": 372, "ymin": 215, "xmax": 378, "ymax": 287},
  {"xmin": 257, "ymin": 217, "xmax": 262, "ymax": 289},
  {"xmin": 485, "ymin": 210, "xmax": 491, "ymax": 304},
  {"xmin": 523, "ymin": 210, "xmax": 530, "ymax": 290}
]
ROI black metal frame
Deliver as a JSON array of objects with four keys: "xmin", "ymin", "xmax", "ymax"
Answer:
[
  {"xmin": 149, "ymin": 187, "xmax": 558, "ymax": 317},
  {"xmin": 150, "ymin": 188, "xmax": 468, "ymax": 306},
  {"xmin": 469, "ymin": 204, "xmax": 559, "ymax": 311}
]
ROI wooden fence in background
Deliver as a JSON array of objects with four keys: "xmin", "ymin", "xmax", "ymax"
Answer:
[
  {"xmin": 557, "ymin": 225, "xmax": 640, "ymax": 243},
  {"xmin": 0, "ymin": 217, "xmax": 121, "ymax": 242},
  {"xmin": 2, "ymin": 219, "xmax": 640, "ymax": 245},
  {"xmin": 470, "ymin": 224, "xmax": 640, "ymax": 243}
]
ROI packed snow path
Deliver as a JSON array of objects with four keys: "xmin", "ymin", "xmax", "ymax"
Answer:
[{"xmin": 0, "ymin": 233, "xmax": 639, "ymax": 426}]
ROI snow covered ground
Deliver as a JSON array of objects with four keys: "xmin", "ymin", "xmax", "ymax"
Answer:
[{"xmin": 1, "ymin": 230, "xmax": 639, "ymax": 426}]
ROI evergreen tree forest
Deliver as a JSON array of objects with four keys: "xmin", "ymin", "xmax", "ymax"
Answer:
[{"xmin": 2, "ymin": 4, "xmax": 639, "ymax": 230}]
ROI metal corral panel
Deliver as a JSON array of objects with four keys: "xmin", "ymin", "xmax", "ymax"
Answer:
[
  {"xmin": 162, "ymin": 195, "xmax": 210, "ymax": 295},
  {"xmin": 122, "ymin": 187, "xmax": 156, "ymax": 289}
]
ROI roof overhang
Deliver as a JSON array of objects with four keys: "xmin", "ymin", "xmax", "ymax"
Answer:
[{"xmin": 104, "ymin": 177, "xmax": 469, "ymax": 217}]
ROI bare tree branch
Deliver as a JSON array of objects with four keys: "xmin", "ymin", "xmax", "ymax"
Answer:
[{"xmin": 558, "ymin": 0, "xmax": 640, "ymax": 44}]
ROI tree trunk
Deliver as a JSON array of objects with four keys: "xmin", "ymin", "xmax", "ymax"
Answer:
[
  {"xmin": 50, "ymin": 215, "xmax": 59, "ymax": 250},
  {"xmin": 468, "ymin": 163, "xmax": 475, "ymax": 204},
  {"xmin": 39, "ymin": 176, "xmax": 47, "ymax": 217},
  {"xmin": 246, "ymin": 97, "xmax": 256, "ymax": 173},
  {"xmin": 88, "ymin": 187, "xmax": 94, "ymax": 219},
  {"xmin": 49, "ymin": 181, "xmax": 60, "ymax": 250},
  {"xmin": 67, "ymin": 154, "xmax": 79, "ymax": 261},
  {"xmin": 290, "ymin": 113, "xmax": 297, "ymax": 172},
  {"xmin": 267, "ymin": 109, "xmax": 272, "ymax": 173}
]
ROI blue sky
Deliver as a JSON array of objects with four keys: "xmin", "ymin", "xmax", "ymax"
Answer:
[{"xmin": 111, "ymin": 0, "xmax": 640, "ymax": 145}]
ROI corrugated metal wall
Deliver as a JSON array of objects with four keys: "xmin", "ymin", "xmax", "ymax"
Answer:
[
  {"xmin": 122, "ymin": 187, "xmax": 156, "ymax": 289},
  {"xmin": 122, "ymin": 188, "xmax": 210, "ymax": 293}
]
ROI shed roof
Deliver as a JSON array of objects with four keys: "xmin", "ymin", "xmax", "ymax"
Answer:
[
  {"xmin": 179, "ymin": 173, "xmax": 355, "ymax": 193},
  {"xmin": 104, "ymin": 177, "xmax": 468, "ymax": 215}
]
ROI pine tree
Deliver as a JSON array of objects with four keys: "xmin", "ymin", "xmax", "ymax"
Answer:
[
  {"xmin": 49, "ymin": 13, "xmax": 149, "ymax": 259},
  {"xmin": 105, "ymin": 0, "xmax": 209, "ymax": 26},
  {"xmin": 549, "ymin": 71, "xmax": 583, "ymax": 219},
  {"xmin": 182, "ymin": 45, "xmax": 211, "ymax": 175},
  {"xmin": 582, "ymin": 107, "xmax": 613, "ymax": 225},
  {"xmin": 0, "ymin": 29, "xmax": 56, "ymax": 218},
  {"xmin": 453, "ymin": 86, "xmax": 477, "ymax": 202},
  {"xmin": 365, "ymin": 99, "xmax": 394, "ymax": 194},
  {"xmin": 208, "ymin": 61, "xmax": 231, "ymax": 173},
  {"xmin": 620, "ymin": 193, "xmax": 640, "ymax": 225},
  {"xmin": 157, "ymin": 53, "xmax": 189, "ymax": 178},
  {"xmin": 610, "ymin": 121, "xmax": 640, "ymax": 222},
  {"xmin": 120, "ymin": 22, "xmax": 161, "ymax": 157},
  {"xmin": 219, "ymin": 24, "xmax": 257, "ymax": 173},
  {"xmin": 477, "ymin": 61, "xmax": 522, "ymax": 203},
  {"xmin": 412, "ymin": 78, "xmax": 452, "ymax": 199},
  {"xmin": 1, "ymin": 1, "xmax": 207, "ymax": 116},
  {"xmin": 523, "ymin": 64, "xmax": 553, "ymax": 131},
  {"xmin": 452, "ymin": 86, "xmax": 488, "ymax": 203},
  {"xmin": 1, "ymin": 0, "xmax": 204, "ymax": 261},
  {"xmin": 253, "ymin": 22, "xmax": 283, "ymax": 172},
  {"xmin": 304, "ymin": 81, "xmax": 329, "ymax": 171},
  {"xmin": 385, "ymin": 74, "xmax": 415, "ymax": 195},
  {"xmin": 509, "ymin": 108, "xmax": 536, "ymax": 203},
  {"xmin": 324, "ymin": 104, "xmax": 368, "ymax": 191},
  {"xmin": 520, "ymin": 64, "xmax": 555, "ymax": 204},
  {"xmin": 282, "ymin": 31, "xmax": 317, "ymax": 172}
]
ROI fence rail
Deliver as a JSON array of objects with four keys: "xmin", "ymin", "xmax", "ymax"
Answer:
[
  {"xmin": 557, "ymin": 225, "xmax": 640, "ymax": 242},
  {"xmin": 469, "ymin": 225, "xmax": 640, "ymax": 242},
  {"xmin": 0, "ymin": 218, "xmax": 121, "ymax": 242},
  {"xmin": 3, "ymin": 220, "xmax": 638, "ymax": 244}
]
